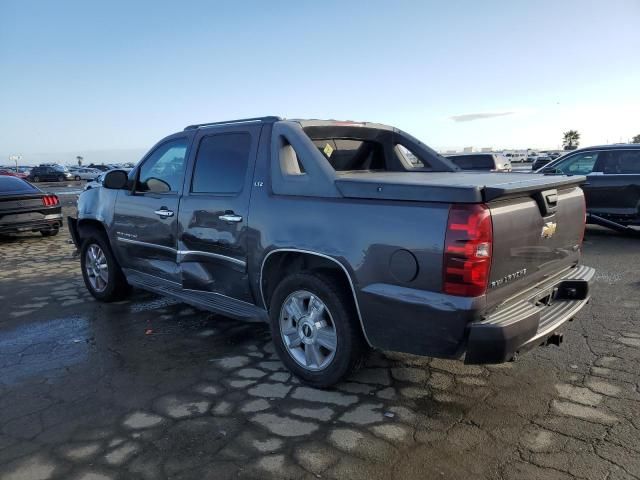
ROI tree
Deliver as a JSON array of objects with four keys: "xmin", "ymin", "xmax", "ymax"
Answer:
[
  {"xmin": 632, "ymin": 134, "xmax": 640, "ymax": 144},
  {"xmin": 76, "ymin": 155, "xmax": 83, "ymax": 166},
  {"xmin": 562, "ymin": 130, "xmax": 580, "ymax": 150}
]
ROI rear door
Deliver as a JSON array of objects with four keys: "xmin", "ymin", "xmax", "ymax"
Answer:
[
  {"xmin": 112, "ymin": 134, "xmax": 192, "ymax": 282},
  {"xmin": 178, "ymin": 125, "xmax": 261, "ymax": 303}
]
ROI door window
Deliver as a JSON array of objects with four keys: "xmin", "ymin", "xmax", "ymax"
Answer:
[
  {"xmin": 191, "ymin": 133, "xmax": 251, "ymax": 194},
  {"xmin": 137, "ymin": 138, "xmax": 188, "ymax": 193},
  {"xmin": 606, "ymin": 150, "xmax": 640, "ymax": 174},
  {"xmin": 548, "ymin": 152, "xmax": 598, "ymax": 175}
]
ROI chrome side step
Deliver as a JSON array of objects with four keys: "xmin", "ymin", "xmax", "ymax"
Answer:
[{"xmin": 123, "ymin": 269, "xmax": 268, "ymax": 322}]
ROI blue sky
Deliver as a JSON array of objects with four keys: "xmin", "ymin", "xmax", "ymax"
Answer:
[{"xmin": 1, "ymin": 0, "xmax": 639, "ymax": 164}]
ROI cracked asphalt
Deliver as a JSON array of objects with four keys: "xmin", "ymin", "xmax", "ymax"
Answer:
[{"xmin": 1, "ymin": 206, "xmax": 639, "ymax": 480}]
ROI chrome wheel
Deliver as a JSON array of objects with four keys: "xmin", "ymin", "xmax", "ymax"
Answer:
[
  {"xmin": 279, "ymin": 290, "xmax": 338, "ymax": 371},
  {"xmin": 85, "ymin": 244, "xmax": 109, "ymax": 292}
]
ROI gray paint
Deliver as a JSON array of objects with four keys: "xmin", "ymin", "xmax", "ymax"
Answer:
[{"xmin": 73, "ymin": 117, "xmax": 593, "ymax": 363}]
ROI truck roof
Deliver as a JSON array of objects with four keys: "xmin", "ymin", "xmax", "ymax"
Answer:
[{"xmin": 183, "ymin": 117, "xmax": 397, "ymax": 132}]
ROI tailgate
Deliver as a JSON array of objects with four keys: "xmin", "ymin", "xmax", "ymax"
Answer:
[{"xmin": 486, "ymin": 185, "xmax": 585, "ymax": 308}]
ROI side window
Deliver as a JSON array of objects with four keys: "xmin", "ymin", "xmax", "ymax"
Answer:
[
  {"xmin": 191, "ymin": 133, "xmax": 251, "ymax": 194},
  {"xmin": 137, "ymin": 138, "xmax": 188, "ymax": 193},
  {"xmin": 395, "ymin": 144, "xmax": 429, "ymax": 169},
  {"xmin": 607, "ymin": 150, "xmax": 640, "ymax": 174},
  {"xmin": 551, "ymin": 152, "xmax": 598, "ymax": 175}
]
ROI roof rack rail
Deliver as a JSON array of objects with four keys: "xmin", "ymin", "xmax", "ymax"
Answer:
[{"xmin": 184, "ymin": 116, "xmax": 281, "ymax": 131}]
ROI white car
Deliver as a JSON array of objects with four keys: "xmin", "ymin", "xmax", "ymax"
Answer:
[
  {"xmin": 72, "ymin": 168, "xmax": 102, "ymax": 181},
  {"xmin": 83, "ymin": 172, "xmax": 105, "ymax": 190}
]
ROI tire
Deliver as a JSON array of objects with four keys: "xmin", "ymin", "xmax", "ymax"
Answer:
[
  {"xmin": 80, "ymin": 230, "xmax": 130, "ymax": 302},
  {"xmin": 58, "ymin": 175, "xmax": 65, "ymax": 182},
  {"xmin": 269, "ymin": 272, "xmax": 365, "ymax": 388},
  {"xmin": 74, "ymin": 175, "xmax": 81, "ymax": 181},
  {"xmin": 41, "ymin": 228, "xmax": 59, "ymax": 237},
  {"xmin": 33, "ymin": 176, "xmax": 40, "ymax": 182}
]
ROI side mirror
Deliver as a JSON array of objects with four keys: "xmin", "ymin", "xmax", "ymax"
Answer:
[{"xmin": 103, "ymin": 170, "xmax": 129, "ymax": 189}]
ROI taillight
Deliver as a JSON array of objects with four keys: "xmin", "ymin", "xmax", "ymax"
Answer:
[
  {"xmin": 42, "ymin": 195, "xmax": 59, "ymax": 207},
  {"xmin": 443, "ymin": 204, "xmax": 493, "ymax": 297}
]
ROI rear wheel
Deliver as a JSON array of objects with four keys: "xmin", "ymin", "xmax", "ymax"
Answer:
[
  {"xmin": 74, "ymin": 175, "xmax": 81, "ymax": 181},
  {"xmin": 58, "ymin": 175, "xmax": 65, "ymax": 182},
  {"xmin": 33, "ymin": 176, "xmax": 40, "ymax": 182},
  {"xmin": 269, "ymin": 272, "xmax": 365, "ymax": 388},
  {"xmin": 80, "ymin": 232, "xmax": 130, "ymax": 301},
  {"xmin": 41, "ymin": 228, "xmax": 59, "ymax": 237}
]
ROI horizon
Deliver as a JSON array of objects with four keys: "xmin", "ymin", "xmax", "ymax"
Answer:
[{"xmin": 1, "ymin": 0, "xmax": 639, "ymax": 163}]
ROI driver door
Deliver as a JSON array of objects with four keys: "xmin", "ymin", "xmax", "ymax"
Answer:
[
  {"xmin": 543, "ymin": 151, "xmax": 599, "ymax": 208},
  {"xmin": 112, "ymin": 134, "xmax": 193, "ymax": 283}
]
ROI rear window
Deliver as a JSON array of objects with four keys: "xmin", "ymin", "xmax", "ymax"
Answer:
[
  {"xmin": 0, "ymin": 176, "xmax": 38, "ymax": 195},
  {"xmin": 447, "ymin": 154, "xmax": 495, "ymax": 170},
  {"xmin": 608, "ymin": 150, "xmax": 640, "ymax": 174},
  {"xmin": 191, "ymin": 133, "xmax": 251, "ymax": 194},
  {"xmin": 312, "ymin": 138, "xmax": 386, "ymax": 171},
  {"xmin": 301, "ymin": 125, "xmax": 440, "ymax": 172}
]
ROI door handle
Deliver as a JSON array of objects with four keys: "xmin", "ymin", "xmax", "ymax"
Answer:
[
  {"xmin": 219, "ymin": 213, "xmax": 243, "ymax": 223},
  {"xmin": 154, "ymin": 208, "xmax": 174, "ymax": 218}
]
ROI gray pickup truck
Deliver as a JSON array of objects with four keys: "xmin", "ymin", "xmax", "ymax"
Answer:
[{"xmin": 69, "ymin": 117, "xmax": 594, "ymax": 387}]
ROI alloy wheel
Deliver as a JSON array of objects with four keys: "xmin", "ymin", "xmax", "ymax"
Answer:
[
  {"xmin": 85, "ymin": 244, "xmax": 109, "ymax": 292},
  {"xmin": 279, "ymin": 290, "xmax": 338, "ymax": 371}
]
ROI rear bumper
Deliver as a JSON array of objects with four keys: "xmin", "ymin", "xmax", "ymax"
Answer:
[
  {"xmin": 0, "ymin": 212, "xmax": 62, "ymax": 234},
  {"xmin": 465, "ymin": 264, "xmax": 595, "ymax": 364}
]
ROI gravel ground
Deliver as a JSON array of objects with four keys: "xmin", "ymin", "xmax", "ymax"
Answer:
[{"xmin": 0, "ymin": 205, "xmax": 639, "ymax": 480}]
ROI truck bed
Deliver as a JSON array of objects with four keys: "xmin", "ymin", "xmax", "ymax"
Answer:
[{"xmin": 334, "ymin": 171, "xmax": 585, "ymax": 203}]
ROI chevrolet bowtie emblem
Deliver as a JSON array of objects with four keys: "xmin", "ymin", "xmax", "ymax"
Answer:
[{"xmin": 541, "ymin": 221, "xmax": 557, "ymax": 238}]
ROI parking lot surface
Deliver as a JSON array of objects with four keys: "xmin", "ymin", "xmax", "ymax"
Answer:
[{"xmin": 1, "ymin": 207, "xmax": 639, "ymax": 480}]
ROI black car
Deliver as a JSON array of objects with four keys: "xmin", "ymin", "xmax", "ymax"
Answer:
[
  {"xmin": 531, "ymin": 156, "xmax": 552, "ymax": 170},
  {"xmin": 28, "ymin": 165, "xmax": 74, "ymax": 182},
  {"xmin": 540, "ymin": 144, "xmax": 640, "ymax": 230},
  {"xmin": 0, "ymin": 176, "xmax": 62, "ymax": 236}
]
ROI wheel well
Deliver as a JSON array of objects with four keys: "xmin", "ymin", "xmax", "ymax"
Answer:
[
  {"xmin": 77, "ymin": 219, "xmax": 108, "ymax": 242},
  {"xmin": 261, "ymin": 251, "xmax": 356, "ymax": 312}
]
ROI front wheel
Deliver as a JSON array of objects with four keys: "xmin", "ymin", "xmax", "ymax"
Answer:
[
  {"xmin": 33, "ymin": 176, "xmax": 40, "ymax": 182},
  {"xmin": 74, "ymin": 175, "xmax": 81, "ymax": 181},
  {"xmin": 269, "ymin": 272, "xmax": 365, "ymax": 388},
  {"xmin": 58, "ymin": 175, "xmax": 65, "ymax": 182},
  {"xmin": 80, "ymin": 233, "xmax": 130, "ymax": 302}
]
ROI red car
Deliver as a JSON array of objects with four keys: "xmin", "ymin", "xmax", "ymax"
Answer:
[{"xmin": 0, "ymin": 169, "xmax": 29, "ymax": 180}]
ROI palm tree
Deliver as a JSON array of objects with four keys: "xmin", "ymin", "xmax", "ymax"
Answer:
[
  {"xmin": 632, "ymin": 134, "xmax": 640, "ymax": 144},
  {"xmin": 562, "ymin": 130, "xmax": 580, "ymax": 150}
]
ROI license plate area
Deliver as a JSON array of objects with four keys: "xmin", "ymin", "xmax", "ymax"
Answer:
[{"xmin": 534, "ymin": 279, "xmax": 589, "ymax": 307}]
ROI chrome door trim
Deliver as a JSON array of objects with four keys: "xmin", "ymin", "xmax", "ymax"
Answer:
[
  {"xmin": 177, "ymin": 249, "xmax": 246, "ymax": 268},
  {"xmin": 116, "ymin": 236, "xmax": 177, "ymax": 254},
  {"xmin": 259, "ymin": 248, "xmax": 372, "ymax": 346}
]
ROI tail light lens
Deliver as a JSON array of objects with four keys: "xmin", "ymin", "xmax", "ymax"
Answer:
[
  {"xmin": 443, "ymin": 204, "xmax": 493, "ymax": 297},
  {"xmin": 42, "ymin": 195, "xmax": 59, "ymax": 207}
]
